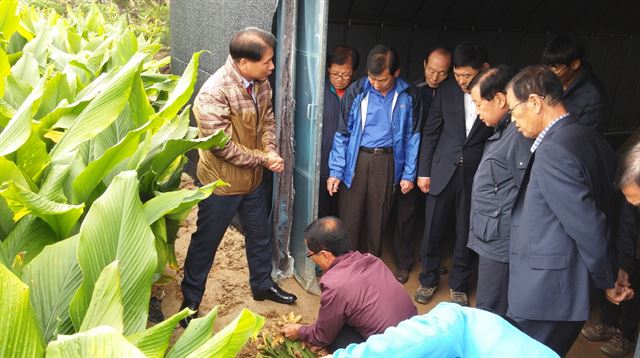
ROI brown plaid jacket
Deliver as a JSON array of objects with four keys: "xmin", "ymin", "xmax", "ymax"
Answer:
[{"xmin": 194, "ymin": 55, "xmax": 277, "ymax": 195}]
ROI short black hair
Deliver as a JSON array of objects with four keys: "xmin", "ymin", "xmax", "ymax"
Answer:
[
  {"xmin": 469, "ymin": 65, "xmax": 514, "ymax": 101},
  {"xmin": 229, "ymin": 27, "xmax": 276, "ymax": 62},
  {"xmin": 541, "ymin": 34, "xmax": 585, "ymax": 67},
  {"xmin": 304, "ymin": 217, "xmax": 351, "ymax": 257},
  {"xmin": 508, "ymin": 65, "xmax": 564, "ymax": 106},
  {"xmin": 452, "ymin": 41, "xmax": 488, "ymax": 70},
  {"xmin": 615, "ymin": 136, "xmax": 640, "ymax": 189},
  {"xmin": 424, "ymin": 46, "xmax": 452, "ymax": 63},
  {"xmin": 327, "ymin": 45, "xmax": 360, "ymax": 71},
  {"xmin": 366, "ymin": 44, "xmax": 399, "ymax": 75}
]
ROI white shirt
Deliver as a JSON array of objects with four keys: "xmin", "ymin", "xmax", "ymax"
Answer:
[
  {"xmin": 463, "ymin": 92, "xmax": 477, "ymax": 137},
  {"xmin": 241, "ymin": 77, "xmax": 256, "ymax": 103}
]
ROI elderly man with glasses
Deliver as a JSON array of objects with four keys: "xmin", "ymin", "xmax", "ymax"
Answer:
[
  {"xmin": 505, "ymin": 65, "xmax": 631, "ymax": 356},
  {"xmin": 281, "ymin": 217, "xmax": 416, "ymax": 352}
]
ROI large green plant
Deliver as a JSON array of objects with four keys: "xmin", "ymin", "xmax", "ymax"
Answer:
[{"xmin": 0, "ymin": 2, "xmax": 263, "ymax": 357}]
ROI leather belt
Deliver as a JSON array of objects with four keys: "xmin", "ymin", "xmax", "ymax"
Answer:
[{"xmin": 360, "ymin": 147, "xmax": 392, "ymax": 154}]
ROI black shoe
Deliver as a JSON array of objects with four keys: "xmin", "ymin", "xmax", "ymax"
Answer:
[
  {"xmin": 253, "ymin": 284, "xmax": 297, "ymax": 304},
  {"xmin": 178, "ymin": 300, "xmax": 199, "ymax": 328},
  {"xmin": 395, "ymin": 269, "xmax": 410, "ymax": 284}
]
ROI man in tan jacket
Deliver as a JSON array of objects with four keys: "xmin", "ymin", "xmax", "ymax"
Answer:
[{"xmin": 180, "ymin": 27, "xmax": 296, "ymax": 328}]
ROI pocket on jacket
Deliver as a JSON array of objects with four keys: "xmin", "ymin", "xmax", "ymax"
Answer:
[
  {"xmin": 470, "ymin": 201, "xmax": 501, "ymax": 242},
  {"xmin": 528, "ymin": 254, "xmax": 567, "ymax": 270}
]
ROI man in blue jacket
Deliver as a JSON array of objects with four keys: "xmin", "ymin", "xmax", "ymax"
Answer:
[{"xmin": 327, "ymin": 44, "xmax": 420, "ymax": 256}]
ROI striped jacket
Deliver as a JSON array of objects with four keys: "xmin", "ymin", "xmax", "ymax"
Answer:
[{"xmin": 193, "ymin": 55, "xmax": 277, "ymax": 195}]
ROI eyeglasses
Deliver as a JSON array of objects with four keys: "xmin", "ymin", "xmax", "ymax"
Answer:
[
  {"xmin": 306, "ymin": 251, "xmax": 319, "ymax": 258},
  {"xmin": 508, "ymin": 101, "xmax": 526, "ymax": 114},
  {"xmin": 329, "ymin": 72, "xmax": 353, "ymax": 80}
]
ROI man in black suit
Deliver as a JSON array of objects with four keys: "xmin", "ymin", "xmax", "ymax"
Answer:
[
  {"xmin": 415, "ymin": 42, "xmax": 493, "ymax": 306},
  {"xmin": 505, "ymin": 65, "xmax": 631, "ymax": 356},
  {"xmin": 393, "ymin": 47, "xmax": 451, "ymax": 284}
]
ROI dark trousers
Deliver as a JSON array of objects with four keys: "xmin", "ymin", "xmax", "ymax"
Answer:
[
  {"xmin": 339, "ymin": 151, "xmax": 394, "ymax": 256},
  {"xmin": 508, "ymin": 315, "xmax": 584, "ymax": 357},
  {"xmin": 476, "ymin": 256, "xmax": 509, "ymax": 315},
  {"xmin": 600, "ymin": 261, "xmax": 640, "ymax": 341},
  {"xmin": 318, "ymin": 177, "xmax": 339, "ymax": 218},
  {"xmin": 393, "ymin": 185, "xmax": 425, "ymax": 271},
  {"xmin": 181, "ymin": 182, "xmax": 274, "ymax": 304},
  {"xmin": 329, "ymin": 324, "xmax": 365, "ymax": 352},
  {"xmin": 419, "ymin": 166, "xmax": 474, "ymax": 292}
]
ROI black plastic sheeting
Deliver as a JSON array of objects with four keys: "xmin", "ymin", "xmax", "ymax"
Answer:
[{"xmin": 327, "ymin": 0, "xmax": 640, "ymax": 138}]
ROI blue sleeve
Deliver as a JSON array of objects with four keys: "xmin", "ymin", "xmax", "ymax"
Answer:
[{"xmin": 333, "ymin": 303, "xmax": 559, "ymax": 358}]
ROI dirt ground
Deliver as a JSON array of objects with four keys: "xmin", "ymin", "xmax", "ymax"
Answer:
[{"xmin": 156, "ymin": 176, "xmax": 620, "ymax": 357}]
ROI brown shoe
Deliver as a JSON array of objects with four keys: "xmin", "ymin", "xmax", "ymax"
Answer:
[
  {"xmin": 449, "ymin": 289, "xmax": 468, "ymax": 306},
  {"xmin": 415, "ymin": 285, "xmax": 438, "ymax": 304},
  {"xmin": 581, "ymin": 323, "xmax": 618, "ymax": 342},
  {"xmin": 395, "ymin": 269, "xmax": 410, "ymax": 284},
  {"xmin": 600, "ymin": 332, "xmax": 635, "ymax": 358}
]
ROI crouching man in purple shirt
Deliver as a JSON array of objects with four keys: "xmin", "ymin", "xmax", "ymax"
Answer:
[{"xmin": 282, "ymin": 216, "xmax": 417, "ymax": 351}]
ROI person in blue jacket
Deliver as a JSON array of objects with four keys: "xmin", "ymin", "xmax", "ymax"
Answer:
[
  {"xmin": 327, "ymin": 44, "xmax": 421, "ymax": 256},
  {"xmin": 332, "ymin": 302, "xmax": 559, "ymax": 358}
]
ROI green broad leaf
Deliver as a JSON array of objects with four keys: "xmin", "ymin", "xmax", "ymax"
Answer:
[
  {"xmin": 0, "ymin": 216, "xmax": 57, "ymax": 269},
  {"xmin": 127, "ymin": 308, "xmax": 193, "ymax": 358},
  {"xmin": 69, "ymin": 171, "xmax": 157, "ymax": 336},
  {"xmin": 85, "ymin": 4, "xmax": 105, "ymax": 36},
  {"xmin": 45, "ymin": 326, "xmax": 145, "ymax": 358},
  {"xmin": 16, "ymin": 123, "xmax": 51, "ymax": 183},
  {"xmin": 50, "ymin": 52, "xmax": 146, "ymax": 159},
  {"xmin": 0, "ymin": 0, "xmax": 20, "ymax": 42},
  {"xmin": 153, "ymin": 51, "xmax": 205, "ymax": 122},
  {"xmin": 7, "ymin": 50, "xmax": 22, "ymax": 65},
  {"xmin": 79, "ymin": 261, "xmax": 124, "ymax": 333},
  {"xmin": 0, "ymin": 48, "xmax": 10, "ymax": 98},
  {"xmin": 4, "ymin": 75, "xmax": 32, "ymax": 109},
  {"xmin": 0, "ymin": 156, "xmax": 36, "ymax": 238},
  {"xmin": 0, "ymin": 97, "xmax": 16, "ymax": 126},
  {"xmin": 66, "ymin": 26, "xmax": 82, "ymax": 54},
  {"xmin": 149, "ymin": 130, "xmax": 229, "ymax": 189},
  {"xmin": 142, "ymin": 181, "xmax": 221, "ymax": 225},
  {"xmin": 0, "ymin": 181, "xmax": 83, "ymax": 237},
  {"xmin": 11, "ymin": 51, "xmax": 39, "ymax": 87},
  {"xmin": 0, "ymin": 77, "xmax": 43, "ymax": 156},
  {"xmin": 166, "ymin": 307, "xmax": 219, "ymax": 358},
  {"xmin": 35, "ymin": 72, "xmax": 74, "ymax": 120},
  {"xmin": 39, "ymin": 156, "xmax": 73, "ymax": 203},
  {"xmin": 150, "ymin": 217, "xmax": 169, "ymax": 274},
  {"xmin": 187, "ymin": 308, "xmax": 264, "ymax": 358},
  {"xmin": 22, "ymin": 26, "xmax": 53, "ymax": 66},
  {"xmin": 91, "ymin": 73, "xmax": 154, "ymax": 159},
  {"xmin": 0, "ymin": 262, "xmax": 45, "ymax": 358},
  {"xmin": 22, "ymin": 235, "xmax": 82, "ymax": 343},
  {"xmin": 110, "ymin": 29, "xmax": 138, "ymax": 69},
  {"xmin": 165, "ymin": 219, "xmax": 181, "ymax": 269},
  {"xmin": 72, "ymin": 114, "xmax": 165, "ymax": 204}
]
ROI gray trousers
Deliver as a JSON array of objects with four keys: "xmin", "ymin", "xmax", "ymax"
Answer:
[{"xmin": 476, "ymin": 255, "xmax": 509, "ymax": 315}]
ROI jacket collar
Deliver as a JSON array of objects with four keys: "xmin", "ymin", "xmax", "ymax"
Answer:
[{"xmin": 488, "ymin": 113, "xmax": 511, "ymax": 141}]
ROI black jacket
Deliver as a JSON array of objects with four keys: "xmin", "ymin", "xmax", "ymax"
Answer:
[
  {"xmin": 418, "ymin": 78, "xmax": 493, "ymax": 195},
  {"xmin": 564, "ymin": 64, "xmax": 607, "ymax": 132}
]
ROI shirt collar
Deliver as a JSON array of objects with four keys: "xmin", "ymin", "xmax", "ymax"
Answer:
[
  {"xmin": 241, "ymin": 77, "xmax": 254, "ymax": 89},
  {"xmin": 530, "ymin": 113, "xmax": 570, "ymax": 153}
]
